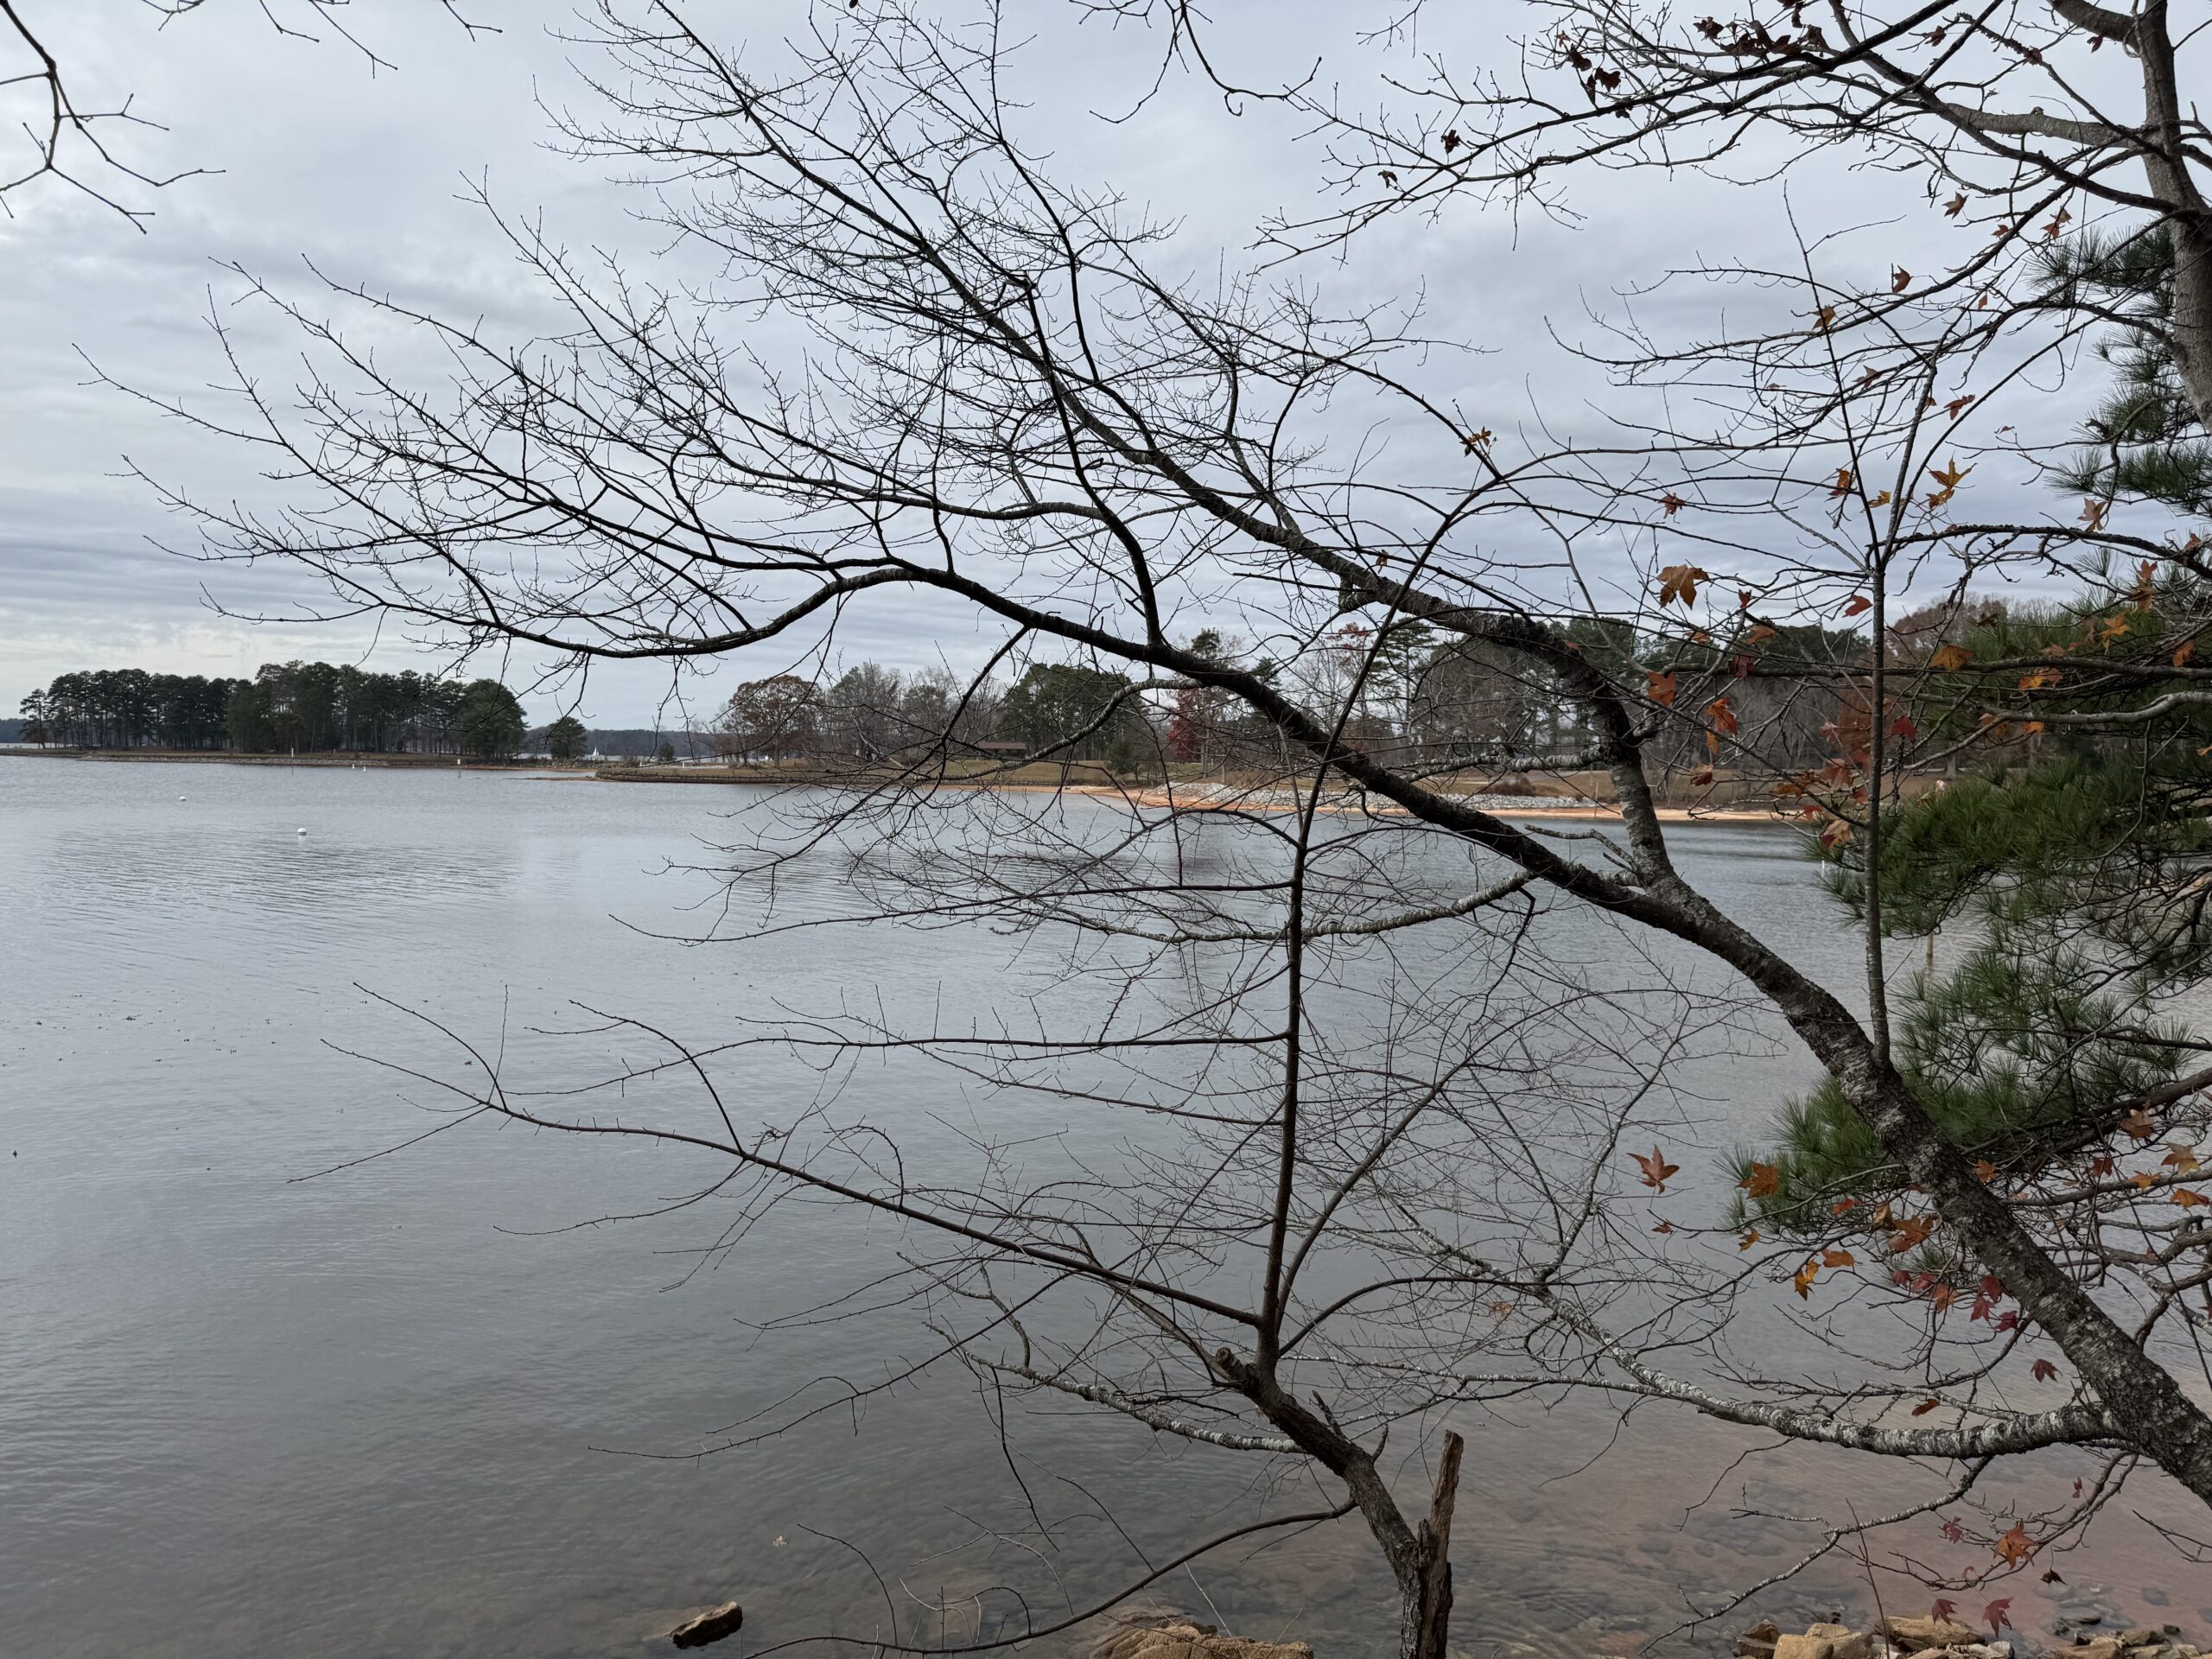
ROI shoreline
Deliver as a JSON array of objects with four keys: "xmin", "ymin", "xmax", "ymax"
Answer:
[
  {"xmin": 3, "ymin": 747, "xmax": 1793, "ymax": 824},
  {"xmin": 0, "ymin": 747, "xmax": 540, "ymax": 772}
]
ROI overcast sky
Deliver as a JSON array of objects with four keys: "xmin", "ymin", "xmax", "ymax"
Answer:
[{"xmin": 0, "ymin": 2, "xmax": 2113, "ymax": 727}]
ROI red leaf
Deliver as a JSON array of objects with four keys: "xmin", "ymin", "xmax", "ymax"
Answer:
[
  {"xmin": 1630, "ymin": 1147, "xmax": 1680, "ymax": 1192},
  {"xmin": 1843, "ymin": 593, "xmax": 1872, "ymax": 617},
  {"xmin": 2031, "ymin": 1357, "xmax": 2059, "ymax": 1382},
  {"xmin": 1985, "ymin": 1598, "xmax": 2013, "ymax": 1632}
]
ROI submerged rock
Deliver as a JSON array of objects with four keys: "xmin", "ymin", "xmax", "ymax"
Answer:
[
  {"xmin": 1090, "ymin": 1613, "xmax": 1313, "ymax": 1659},
  {"xmin": 1880, "ymin": 1618, "xmax": 1979, "ymax": 1650},
  {"xmin": 669, "ymin": 1600, "xmax": 745, "ymax": 1649}
]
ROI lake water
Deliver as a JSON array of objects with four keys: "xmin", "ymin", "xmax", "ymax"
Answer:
[{"xmin": 3, "ymin": 758, "xmax": 2205, "ymax": 1659}]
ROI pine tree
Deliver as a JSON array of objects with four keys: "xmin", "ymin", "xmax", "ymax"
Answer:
[{"xmin": 1743, "ymin": 245, "xmax": 2212, "ymax": 1233}]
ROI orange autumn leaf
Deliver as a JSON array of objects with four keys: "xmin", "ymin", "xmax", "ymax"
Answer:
[
  {"xmin": 1911, "ymin": 1397, "xmax": 1941, "ymax": 1415},
  {"xmin": 1738, "ymin": 1229, "xmax": 1761, "ymax": 1251},
  {"xmin": 2120, "ymin": 1107, "xmax": 2156, "ymax": 1140},
  {"xmin": 1843, "ymin": 593, "xmax": 1872, "ymax": 617},
  {"xmin": 1929, "ymin": 642, "xmax": 1973, "ymax": 671},
  {"xmin": 1928, "ymin": 457, "xmax": 1973, "ymax": 509},
  {"xmin": 2175, "ymin": 1188, "xmax": 2210, "ymax": 1209},
  {"xmin": 1656, "ymin": 564, "xmax": 1710, "ymax": 607},
  {"xmin": 1891, "ymin": 266, "xmax": 1912, "ymax": 293},
  {"xmin": 1888, "ymin": 1214, "xmax": 1937, "ymax": 1254},
  {"xmin": 2177, "ymin": 639, "xmax": 2199, "ymax": 668},
  {"xmin": 1792, "ymin": 1259, "xmax": 1821, "ymax": 1299},
  {"xmin": 1739, "ymin": 1161, "xmax": 1783, "ymax": 1199},
  {"xmin": 1821, "ymin": 1247, "xmax": 1856, "ymax": 1268},
  {"xmin": 1631, "ymin": 1147, "xmax": 1681, "ymax": 1192},
  {"xmin": 2018, "ymin": 667, "xmax": 2063, "ymax": 691},
  {"xmin": 1707, "ymin": 696, "xmax": 1738, "ymax": 734},
  {"xmin": 1974, "ymin": 1159, "xmax": 1998, "ymax": 1183},
  {"xmin": 1661, "ymin": 492, "xmax": 1688, "ymax": 517},
  {"xmin": 1994, "ymin": 1524, "xmax": 2034, "ymax": 1567},
  {"xmin": 1646, "ymin": 670, "xmax": 1678, "ymax": 707},
  {"xmin": 1829, "ymin": 467, "xmax": 1855, "ymax": 498},
  {"xmin": 2162, "ymin": 1143, "xmax": 2202, "ymax": 1173}
]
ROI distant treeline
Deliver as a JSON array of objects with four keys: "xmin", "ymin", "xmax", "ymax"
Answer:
[
  {"xmin": 20, "ymin": 664, "xmax": 528, "ymax": 760},
  {"xmin": 568, "ymin": 728, "xmax": 719, "ymax": 760},
  {"xmin": 709, "ymin": 648, "xmax": 1595, "ymax": 773}
]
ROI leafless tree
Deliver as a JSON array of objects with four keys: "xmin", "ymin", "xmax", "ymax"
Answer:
[
  {"xmin": 0, "ymin": 0, "xmax": 492, "ymax": 224},
  {"xmin": 116, "ymin": 0, "xmax": 2212, "ymax": 1647}
]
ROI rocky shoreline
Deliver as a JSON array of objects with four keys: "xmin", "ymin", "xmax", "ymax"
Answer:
[
  {"xmin": 1035, "ymin": 1610, "xmax": 2205, "ymax": 1659},
  {"xmin": 1737, "ymin": 1614, "xmax": 2201, "ymax": 1659}
]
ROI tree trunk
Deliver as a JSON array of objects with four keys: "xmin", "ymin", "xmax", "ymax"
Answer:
[
  {"xmin": 2124, "ymin": 3, "xmax": 2212, "ymax": 425},
  {"xmin": 1402, "ymin": 1432, "xmax": 1464, "ymax": 1659}
]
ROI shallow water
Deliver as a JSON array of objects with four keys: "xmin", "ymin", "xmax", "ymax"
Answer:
[{"xmin": 2, "ymin": 758, "xmax": 2205, "ymax": 1659}]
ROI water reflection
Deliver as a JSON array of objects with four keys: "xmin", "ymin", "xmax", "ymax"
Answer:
[{"xmin": 1, "ymin": 760, "xmax": 2204, "ymax": 1659}]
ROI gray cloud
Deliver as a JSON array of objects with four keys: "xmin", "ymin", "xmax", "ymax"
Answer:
[{"xmin": 0, "ymin": 3, "xmax": 2126, "ymax": 725}]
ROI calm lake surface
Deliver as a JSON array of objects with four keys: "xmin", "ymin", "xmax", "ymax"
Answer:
[{"xmin": 3, "ymin": 758, "xmax": 2204, "ymax": 1659}]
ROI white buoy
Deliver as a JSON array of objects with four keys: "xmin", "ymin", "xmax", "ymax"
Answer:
[
  {"xmin": 178, "ymin": 795, "xmax": 187, "ymax": 801},
  {"xmin": 296, "ymin": 827, "xmax": 307, "ymax": 836}
]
